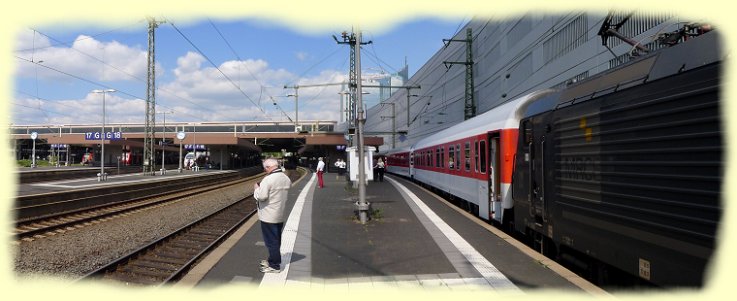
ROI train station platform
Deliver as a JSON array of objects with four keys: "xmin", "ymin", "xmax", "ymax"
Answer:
[
  {"xmin": 15, "ymin": 167, "xmax": 230, "ymax": 196},
  {"xmin": 176, "ymin": 170, "xmax": 608, "ymax": 294}
]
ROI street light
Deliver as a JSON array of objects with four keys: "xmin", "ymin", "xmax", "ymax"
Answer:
[
  {"xmin": 30, "ymin": 131, "xmax": 38, "ymax": 168},
  {"xmin": 177, "ymin": 131, "xmax": 186, "ymax": 173},
  {"xmin": 160, "ymin": 111, "xmax": 172, "ymax": 175},
  {"xmin": 91, "ymin": 89, "xmax": 116, "ymax": 181},
  {"xmin": 191, "ymin": 122, "xmax": 198, "ymax": 172}
]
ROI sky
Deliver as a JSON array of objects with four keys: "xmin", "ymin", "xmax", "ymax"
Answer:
[
  {"xmin": 2, "ymin": 0, "xmax": 737, "ymax": 299},
  {"xmin": 11, "ymin": 16, "xmax": 468, "ymax": 126}
]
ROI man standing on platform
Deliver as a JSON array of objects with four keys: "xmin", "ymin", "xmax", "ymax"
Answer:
[
  {"xmin": 316, "ymin": 157, "xmax": 325, "ymax": 188},
  {"xmin": 254, "ymin": 158, "xmax": 292, "ymax": 273}
]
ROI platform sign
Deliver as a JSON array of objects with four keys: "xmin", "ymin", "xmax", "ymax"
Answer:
[
  {"xmin": 85, "ymin": 131, "xmax": 123, "ymax": 140},
  {"xmin": 185, "ymin": 144, "xmax": 206, "ymax": 151}
]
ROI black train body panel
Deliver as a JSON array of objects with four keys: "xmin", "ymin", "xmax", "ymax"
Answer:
[{"xmin": 512, "ymin": 31, "xmax": 722, "ymax": 287}]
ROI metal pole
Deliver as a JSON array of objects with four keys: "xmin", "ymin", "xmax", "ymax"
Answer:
[
  {"xmin": 295, "ymin": 89, "xmax": 299, "ymax": 131},
  {"xmin": 101, "ymin": 91, "xmax": 105, "ymax": 180},
  {"xmin": 355, "ymin": 31, "xmax": 369, "ymax": 224},
  {"xmin": 161, "ymin": 111, "xmax": 166, "ymax": 175},
  {"xmin": 406, "ymin": 90, "xmax": 411, "ymax": 127},
  {"xmin": 92, "ymin": 89, "xmax": 115, "ymax": 180},
  {"xmin": 391, "ymin": 102, "xmax": 396, "ymax": 149},
  {"xmin": 179, "ymin": 138, "xmax": 183, "ymax": 172},
  {"xmin": 339, "ymin": 92, "xmax": 344, "ymax": 123},
  {"xmin": 31, "ymin": 137, "xmax": 36, "ymax": 168},
  {"xmin": 193, "ymin": 123, "xmax": 197, "ymax": 171}
]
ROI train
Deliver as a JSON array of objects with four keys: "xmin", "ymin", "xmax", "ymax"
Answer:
[{"xmin": 385, "ymin": 26, "xmax": 722, "ymax": 287}]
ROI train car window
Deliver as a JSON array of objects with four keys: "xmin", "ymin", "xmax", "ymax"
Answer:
[
  {"xmin": 455, "ymin": 144, "xmax": 461, "ymax": 170},
  {"xmin": 435, "ymin": 147, "xmax": 440, "ymax": 168},
  {"xmin": 474, "ymin": 140, "xmax": 479, "ymax": 173},
  {"xmin": 465, "ymin": 141, "xmax": 471, "ymax": 171},
  {"xmin": 448, "ymin": 145, "xmax": 455, "ymax": 169},
  {"xmin": 480, "ymin": 140, "xmax": 487, "ymax": 174},
  {"xmin": 428, "ymin": 150, "xmax": 433, "ymax": 167},
  {"xmin": 440, "ymin": 147, "xmax": 445, "ymax": 168}
]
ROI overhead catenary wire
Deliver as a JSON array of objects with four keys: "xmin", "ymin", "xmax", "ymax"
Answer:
[
  {"xmin": 14, "ymin": 20, "xmax": 147, "ymax": 53},
  {"xmin": 168, "ymin": 21, "xmax": 271, "ymax": 120},
  {"xmin": 13, "ymin": 56, "xmax": 209, "ymax": 124},
  {"xmin": 19, "ymin": 28, "xmax": 217, "ymax": 121}
]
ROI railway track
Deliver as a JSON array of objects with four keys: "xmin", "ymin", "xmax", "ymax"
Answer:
[
  {"xmin": 81, "ymin": 196, "xmax": 257, "ymax": 286},
  {"xmin": 14, "ymin": 176, "xmax": 259, "ymax": 241}
]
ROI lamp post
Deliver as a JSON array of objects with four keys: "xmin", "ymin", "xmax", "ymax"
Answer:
[
  {"xmin": 30, "ymin": 131, "xmax": 38, "ymax": 168},
  {"xmin": 191, "ymin": 122, "xmax": 198, "ymax": 172},
  {"xmin": 92, "ymin": 89, "xmax": 115, "ymax": 181},
  {"xmin": 177, "ymin": 131, "xmax": 186, "ymax": 172},
  {"xmin": 160, "ymin": 111, "xmax": 171, "ymax": 175},
  {"xmin": 286, "ymin": 91, "xmax": 299, "ymax": 132}
]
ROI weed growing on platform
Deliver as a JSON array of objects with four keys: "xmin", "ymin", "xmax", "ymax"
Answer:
[
  {"xmin": 351, "ymin": 207, "xmax": 384, "ymax": 224},
  {"xmin": 370, "ymin": 208, "xmax": 384, "ymax": 220}
]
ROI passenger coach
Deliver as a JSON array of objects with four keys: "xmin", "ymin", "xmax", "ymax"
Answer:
[{"xmin": 387, "ymin": 90, "xmax": 555, "ymax": 225}]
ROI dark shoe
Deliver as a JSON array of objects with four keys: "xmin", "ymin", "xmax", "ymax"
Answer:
[{"xmin": 260, "ymin": 266, "xmax": 280, "ymax": 273}]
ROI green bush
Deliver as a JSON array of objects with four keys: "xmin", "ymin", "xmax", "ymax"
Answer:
[{"xmin": 17, "ymin": 159, "xmax": 52, "ymax": 167}]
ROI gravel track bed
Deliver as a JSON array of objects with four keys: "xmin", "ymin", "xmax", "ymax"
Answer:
[{"xmin": 13, "ymin": 176, "xmax": 263, "ymax": 281}]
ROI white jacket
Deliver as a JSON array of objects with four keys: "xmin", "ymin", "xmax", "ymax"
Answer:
[{"xmin": 253, "ymin": 169, "xmax": 292, "ymax": 223}]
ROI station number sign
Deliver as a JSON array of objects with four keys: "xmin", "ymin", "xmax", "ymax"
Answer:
[{"xmin": 85, "ymin": 131, "xmax": 123, "ymax": 140}]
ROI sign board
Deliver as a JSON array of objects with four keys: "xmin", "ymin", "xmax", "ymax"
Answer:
[
  {"xmin": 347, "ymin": 146, "xmax": 375, "ymax": 182},
  {"xmin": 85, "ymin": 131, "xmax": 123, "ymax": 140},
  {"xmin": 185, "ymin": 144, "xmax": 206, "ymax": 151}
]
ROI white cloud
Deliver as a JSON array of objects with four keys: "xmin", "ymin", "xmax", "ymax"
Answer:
[
  {"xmin": 158, "ymin": 52, "xmax": 351, "ymax": 122},
  {"xmin": 14, "ymin": 34, "xmax": 151, "ymax": 82},
  {"xmin": 12, "ymin": 38, "xmax": 351, "ymax": 125},
  {"xmin": 14, "ymin": 29, "xmax": 52, "ymax": 55},
  {"xmin": 11, "ymin": 92, "xmax": 147, "ymax": 126}
]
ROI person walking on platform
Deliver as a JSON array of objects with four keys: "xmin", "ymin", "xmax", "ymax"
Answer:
[
  {"xmin": 374, "ymin": 158, "xmax": 385, "ymax": 182},
  {"xmin": 334, "ymin": 158, "xmax": 346, "ymax": 176},
  {"xmin": 316, "ymin": 157, "xmax": 325, "ymax": 188},
  {"xmin": 253, "ymin": 158, "xmax": 292, "ymax": 273}
]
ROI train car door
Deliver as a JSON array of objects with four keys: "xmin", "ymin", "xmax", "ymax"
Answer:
[
  {"xmin": 528, "ymin": 116, "xmax": 550, "ymax": 228},
  {"xmin": 488, "ymin": 132, "xmax": 502, "ymax": 223},
  {"xmin": 409, "ymin": 151, "xmax": 415, "ymax": 179}
]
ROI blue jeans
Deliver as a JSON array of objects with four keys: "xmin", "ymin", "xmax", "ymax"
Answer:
[{"xmin": 260, "ymin": 221, "xmax": 284, "ymax": 269}]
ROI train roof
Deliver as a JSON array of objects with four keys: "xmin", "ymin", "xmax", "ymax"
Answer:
[
  {"xmin": 412, "ymin": 90, "xmax": 555, "ymax": 150},
  {"xmin": 522, "ymin": 30, "xmax": 722, "ymax": 118},
  {"xmin": 383, "ymin": 145, "xmax": 412, "ymax": 155}
]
